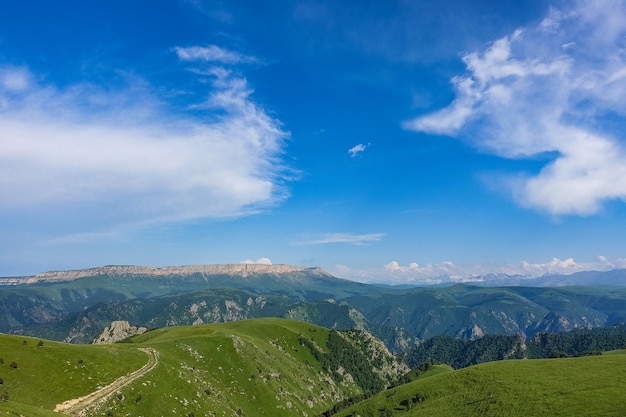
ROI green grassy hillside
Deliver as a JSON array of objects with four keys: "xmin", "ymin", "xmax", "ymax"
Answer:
[
  {"xmin": 0, "ymin": 318, "xmax": 406, "ymax": 417},
  {"xmin": 335, "ymin": 350, "xmax": 626, "ymax": 417},
  {"xmin": 0, "ymin": 335, "xmax": 147, "ymax": 416}
]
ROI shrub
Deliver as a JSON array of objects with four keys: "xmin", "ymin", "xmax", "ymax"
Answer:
[
  {"xmin": 9, "ymin": 362, "xmax": 17, "ymax": 369},
  {"xmin": 548, "ymin": 350, "xmax": 568, "ymax": 359},
  {"xmin": 412, "ymin": 393, "xmax": 425, "ymax": 404},
  {"xmin": 380, "ymin": 405, "xmax": 394, "ymax": 417}
]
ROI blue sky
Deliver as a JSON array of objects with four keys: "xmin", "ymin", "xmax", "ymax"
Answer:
[{"xmin": 2, "ymin": 0, "xmax": 626, "ymax": 283}]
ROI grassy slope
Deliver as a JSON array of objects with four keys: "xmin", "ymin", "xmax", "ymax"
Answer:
[
  {"xmin": 104, "ymin": 318, "xmax": 364, "ymax": 417},
  {"xmin": 0, "ymin": 335, "xmax": 147, "ymax": 416},
  {"xmin": 1, "ymin": 319, "xmax": 376, "ymax": 417},
  {"xmin": 336, "ymin": 350, "xmax": 626, "ymax": 417},
  {"xmin": 5, "ymin": 320, "xmax": 625, "ymax": 417}
]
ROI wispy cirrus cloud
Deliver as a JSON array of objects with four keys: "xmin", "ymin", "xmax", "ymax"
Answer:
[
  {"xmin": 348, "ymin": 143, "xmax": 370, "ymax": 158},
  {"xmin": 297, "ymin": 232, "xmax": 385, "ymax": 245},
  {"xmin": 406, "ymin": 0, "xmax": 626, "ymax": 216},
  {"xmin": 0, "ymin": 46, "xmax": 288, "ymax": 237},
  {"xmin": 175, "ymin": 45, "xmax": 259, "ymax": 64},
  {"xmin": 0, "ymin": 66, "xmax": 31, "ymax": 91}
]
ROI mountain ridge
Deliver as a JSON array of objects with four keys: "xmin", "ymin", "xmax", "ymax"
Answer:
[
  {"xmin": 3, "ymin": 264, "xmax": 626, "ymax": 287},
  {"xmin": 0, "ymin": 263, "xmax": 331, "ymax": 285},
  {"xmin": 3, "ymin": 264, "xmax": 626, "ymax": 349}
]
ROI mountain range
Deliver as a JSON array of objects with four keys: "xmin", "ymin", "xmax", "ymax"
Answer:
[
  {"xmin": 5, "ymin": 264, "xmax": 626, "ymax": 287},
  {"xmin": 2, "ymin": 264, "xmax": 626, "ymax": 351},
  {"xmin": 2, "ymin": 264, "xmax": 626, "ymax": 416}
]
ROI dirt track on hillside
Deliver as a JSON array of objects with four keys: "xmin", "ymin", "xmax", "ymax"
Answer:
[{"xmin": 54, "ymin": 347, "xmax": 159, "ymax": 416}]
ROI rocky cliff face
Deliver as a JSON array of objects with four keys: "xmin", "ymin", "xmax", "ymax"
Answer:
[
  {"xmin": 15, "ymin": 264, "xmax": 321, "ymax": 284},
  {"xmin": 93, "ymin": 320, "xmax": 147, "ymax": 344}
]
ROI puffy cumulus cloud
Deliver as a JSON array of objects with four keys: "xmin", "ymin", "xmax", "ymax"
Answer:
[
  {"xmin": 241, "ymin": 257, "xmax": 272, "ymax": 265},
  {"xmin": 297, "ymin": 232, "xmax": 385, "ymax": 245},
  {"xmin": 601, "ymin": 256, "xmax": 626, "ymax": 269},
  {"xmin": 334, "ymin": 256, "xmax": 626, "ymax": 285},
  {"xmin": 406, "ymin": 0, "xmax": 626, "ymax": 215},
  {"xmin": 0, "ymin": 54, "xmax": 288, "ymax": 235},
  {"xmin": 383, "ymin": 260, "xmax": 465, "ymax": 283},
  {"xmin": 384, "ymin": 260, "xmax": 420, "ymax": 272},
  {"xmin": 520, "ymin": 255, "xmax": 626, "ymax": 276},
  {"xmin": 331, "ymin": 260, "xmax": 465, "ymax": 285},
  {"xmin": 520, "ymin": 257, "xmax": 582, "ymax": 276}
]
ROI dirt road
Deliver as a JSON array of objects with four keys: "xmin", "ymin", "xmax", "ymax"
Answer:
[{"xmin": 54, "ymin": 347, "xmax": 159, "ymax": 416}]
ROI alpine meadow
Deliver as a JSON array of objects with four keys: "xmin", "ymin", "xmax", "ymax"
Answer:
[{"xmin": 2, "ymin": 1, "xmax": 626, "ymax": 416}]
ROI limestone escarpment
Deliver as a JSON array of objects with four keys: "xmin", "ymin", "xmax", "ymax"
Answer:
[{"xmin": 17, "ymin": 263, "xmax": 321, "ymax": 284}]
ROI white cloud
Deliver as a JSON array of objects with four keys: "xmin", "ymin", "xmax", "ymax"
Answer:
[
  {"xmin": 175, "ymin": 45, "xmax": 258, "ymax": 64},
  {"xmin": 348, "ymin": 143, "xmax": 370, "ymax": 158},
  {"xmin": 383, "ymin": 260, "xmax": 463, "ymax": 283},
  {"xmin": 241, "ymin": 257, "xmax": 272, "ymax": 265},
  {"xmin": 298, "ymin": 232, "xmax": 385, "ymax": 245},
  {"xmin": 331, "ymin": 260, "xmax": 463, "ymax": 285},
  {"xmin": 597, "ymin": 256, "xmax": 626, "ymax": 270},
  {"xmin": 0, "ymin": 57, "xmax": 288, "ymax": 234},
  {"xmin": 333, "ymin": 255, "xmax": 626, "ymax": 285},
  {"xmin": 406, "ymin": 0, "xmax": 626, "ymax": 215},
  {"xmin": 520, "ymin": 257, "xmax": 581, "ymax": 276},
  {"xmin": 0, "ymin": 66, "xmax": 32, "ymax": 92},
  {"xmin": 384, "ymin": 261, "xmax": 420, "ymax": 273}
]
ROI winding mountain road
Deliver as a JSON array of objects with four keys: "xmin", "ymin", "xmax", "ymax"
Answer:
[{"xmin": 54, "ymin": 347, "xmax": 159, "ymax": 416}]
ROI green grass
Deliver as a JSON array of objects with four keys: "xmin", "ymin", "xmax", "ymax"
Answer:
[
  {"xmin": 336, "ymin": 351, "xmax": 626, "ymax": 417},
  {"xmin": 0, "ymin": 335, "xmax": 146, "ymax": 410},
  {"xmin": 0, "ymin": 401, "xmax": 61, "ymax": 417},
  {"xmin": 106, "ymin": 318, "xmax": 362, "ymax": 417},
  {"xmin": 0, "ymin": 319, "xmax": 376, "ymax": 417},
  {"xmin": 6, "ymin": 319, "xmax": 623, "ymax": 417}
]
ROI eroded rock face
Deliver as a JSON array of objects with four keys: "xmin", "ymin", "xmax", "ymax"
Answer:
[
  {"xmin": 21, "ymin": 264, "xmax": 318, "ymax": 284},
  {"xmin": 93, "ymin": 320, "xmax": 147, "ymax": 344}
]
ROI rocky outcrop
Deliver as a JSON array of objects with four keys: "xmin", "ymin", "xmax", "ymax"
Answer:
[
  {"xmin": 93, "ymin": 320, "xmax": 147, "ymax": 344},
  {"xmin": 340, "ymin": 329, "xmax": 410, "ymax": 381}
]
